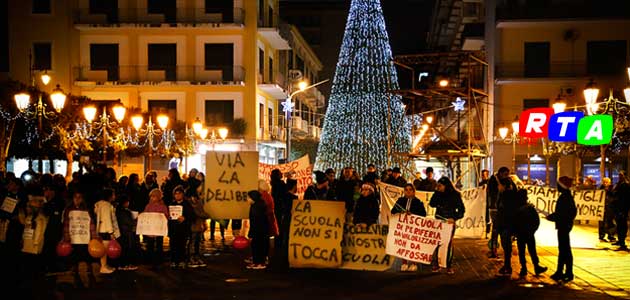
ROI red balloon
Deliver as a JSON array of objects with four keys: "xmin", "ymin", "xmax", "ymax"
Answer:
[
  {"xmin": 56, "ymin": 241, "xmax": 73, "ymax": 257},
  {"xmin": 88, "ymin": 239, "xmax": 106, "ymax": 258},
  {"xmin": 233, "ymin": 236, "xmax": 250, "ymax": 250},
  {"xmin": 107, "ymin": 239, "xmax": 122, "ymax": 259}
]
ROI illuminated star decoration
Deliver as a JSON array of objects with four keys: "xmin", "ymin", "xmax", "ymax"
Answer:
[
  {"xmin": 452, "ymin": 97, "xmax": 466, "ymax": 112},
  {"xmin": 281, "ymin": 97, "xmax": 295, "ymax": 116}
]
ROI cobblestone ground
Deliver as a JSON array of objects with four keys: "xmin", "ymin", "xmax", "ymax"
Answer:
[{"xmin": 7, "ymin": 220, "xmax": 630, "ymax": 300}]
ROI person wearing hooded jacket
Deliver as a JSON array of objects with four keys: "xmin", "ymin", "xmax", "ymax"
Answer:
[
  {"xmin": 547, "ymin": 176, "xmax": 577, "ymax": 282},
  {"xmin": 514, "ymin": 189, "xmax": 547, "ymax": 277},
  {"xmin": 429, "ymin": 176, "xmax": 465, "ymax": 274},
  {"xmin": 247, "ymin": 189, "xmax": 271, "ymax": 270}
]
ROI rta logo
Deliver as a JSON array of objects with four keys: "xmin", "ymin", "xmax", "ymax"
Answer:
[{"xmin": 519, "ymin": 108, "xmax": 612, "ymax": 145}]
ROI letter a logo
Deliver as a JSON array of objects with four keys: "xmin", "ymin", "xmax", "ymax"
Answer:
[
  {"xmin": 577, "ymin": 115, "xmax": 613, "ymax": 145},
  {"xmin": 520, "ymin": 108, "xmax": 554, "ymax": 138}
]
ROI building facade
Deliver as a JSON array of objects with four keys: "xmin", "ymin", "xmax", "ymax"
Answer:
[
  {"xmin": 487, "ymin": 0, "xmax": 630, "ymax": 185},
  {"xmin": 6, "ymin": 0, "xmax": 324, "ymax": 175}
]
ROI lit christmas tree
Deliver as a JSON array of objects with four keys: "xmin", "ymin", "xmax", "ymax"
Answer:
[{"xmin": 314, "ymin": 0, "xmax": 409, "ymax": 176}]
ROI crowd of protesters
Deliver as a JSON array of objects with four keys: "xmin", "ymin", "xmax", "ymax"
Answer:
[{"xmin": 1, "ymin": 160, "xmax": 628, "ymax": 288}]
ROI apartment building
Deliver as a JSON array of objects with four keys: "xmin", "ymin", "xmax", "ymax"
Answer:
[
  {"xmin": 6, "ymin": 0, "xmax": 324, "ymax": 173},
  {"xmin": 487, "ymin": 0, "xmax": 630, "ymax": 185}
]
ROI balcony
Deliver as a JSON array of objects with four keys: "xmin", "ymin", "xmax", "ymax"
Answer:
[
  {"xmin": 495, "ymin": 61, "xmax": 589, "ymax": 80},
  {"xmin": 258, "ymin": 72, "xmax": 288, "ymax": 99},
  {"xmin": 73, "ymin": 65, "xmax": 245, "ymax": 86},
  {"xmin": 73, "ymin": 7, "xmax": 244, "ymax": 27},
  {"xmin": 308, "ymin": 125, "xmax": 321, "ymax": 139},
  {"xmin": 258, "ymin": 21, "xmax": 291, "ymax": 50}
]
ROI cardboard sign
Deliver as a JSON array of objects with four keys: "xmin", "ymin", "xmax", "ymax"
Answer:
[
  {"xmin": 68, "ymin": 210, "xmax": 91, "ymax": 244},
  {"xmin": 525, "ymin": 185, "xmax": 604, "ymax": 221},
  {"xmin": 288, "ymin": 200, "xmax": 345, "ymax": 268},
  {"xmin": 169, "ymin": 205, "xmax": 182, "ymax": 220},
  {"xmin": 259, "ymin": 155, "xmax": 313, "ymax": 199},
  {"xmin": 136, "ymin": 212, "xmax": 168, "ymax": 237},
  {"xmin": 340, "ymin": 224, "xmax": 393, "ymax": 271},
  {"xmin": 1, "ymin": 197, "xmax": 18, "ymax": 214},
  {"xmin": 386, "ymin": 214, "xmax": 453, "ymax": 267},
  {"xmin": 455, "ymin": 186, "xmax": 486, "ymax": 238},
  {"xmin": 203, "ymin": 151, "xmax": 259, "ymax": 219}
]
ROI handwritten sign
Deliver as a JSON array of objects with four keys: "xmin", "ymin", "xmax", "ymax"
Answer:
[
  {"xmin": 386, "ymin": 214, "xmax": 453, "ymax": 267},
  {"xmin": 169, "ymin": 205, "xmax": 182, "ymax": 220},
  {"xmin": 525, "ymin": 185, "xmax": 604, "ymax": 221},
  {"xmin": 289, "ymin": 200, "xmax": 345, "ymax": 268},
  {"xmin": 259, "ymin": 155, "xmax": 313, "ymax": 199},
  {"xmin": 68, "ymin": 211, "xmax": 91, "ymax": 244},
  {"xmin": 455, "ymin": 186, "xmax": 486, "ymax": 238},
  {"xmin": 1, "ymin": 197, "xmax": 18, "ymax": 214},
  {"xmin": 136, "ymin": 212, "xmax": 168, "ymax": 236},
  {"xmin": 340, "ymin": 224, "xmax": 393, "ymax": 271},
  {"xmin": 203, "ymin": 151, "xmax": 259, "ymax": 219}
]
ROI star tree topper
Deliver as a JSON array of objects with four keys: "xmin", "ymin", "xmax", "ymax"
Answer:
[{"xmin": 452, "ymin": 97, "xmax": 466, "ymax": 112}]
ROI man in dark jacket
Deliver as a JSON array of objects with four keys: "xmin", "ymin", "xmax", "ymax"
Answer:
[
  {"xmin": 613, "ymin": 171, "xmax": 630, "ymax": 250},
  {"xmin": 386, "ymin": 167, "xmax": 407, "ymax": 187},
  {"xmin": 547, "ymin": 176, "xmax": 577, "ymax": 282},
  {"xmin": 336, "ymin": 167, "xmax": 359, "ymax": 214},
  {"xmin": 304, "ymin": 171, "xmax": 335, "ymax": 201},
  {"xmin": 496, "ymin": 167, "xmax": 519, "ymax": 276},
  {"xmin": 486, "ymin": 169, "xmax": 501, "ymax": 258}
]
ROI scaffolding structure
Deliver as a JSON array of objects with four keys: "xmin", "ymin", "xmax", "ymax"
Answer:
[{"xmin": 390, "ymin": 50, "xmax": 490, "ymax": 188}]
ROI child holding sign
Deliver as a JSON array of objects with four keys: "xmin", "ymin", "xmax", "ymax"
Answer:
[
  {"xmin": 62, "ymin": 190, "xmax": 99, "ymax": 288},
  {"xmin": 168, "ymin": 185, "xmax": 193, "ymax": 269}
]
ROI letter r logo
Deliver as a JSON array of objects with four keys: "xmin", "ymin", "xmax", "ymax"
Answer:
[{"xmin": 520, "ymin": 108, "xmax": 554, "ymax": 138}]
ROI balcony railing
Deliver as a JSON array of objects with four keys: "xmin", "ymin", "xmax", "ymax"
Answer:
[
  {"xmin": 73, "ymin": 7, "xmax": 244, "ymax": 25},
  {"xmin": 73, "ymin": 65, "xmax": 245, "ymax": 85},
  {"xmin": 495, "ymin": 62, "xmax": 589, "ymax": 79}
]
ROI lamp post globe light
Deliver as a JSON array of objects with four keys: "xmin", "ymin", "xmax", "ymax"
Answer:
[
  {"xmin": 125, "ymin": 113, "xmax": 174, "ymax": 171},
  {"xmin": 498, "ymin": 117, "xmax": 524, "ymax": 177},
  {"xmin": 191, "ymin": 117, "xmax": 229, "ymax": 153},
  {"xmin": 14, "ymin": 73, "xmax": 66, "ymax": 173},
  {"xmin": 79, "ymin": 102, "xmax": 127, "ymax": 164},
  {"xmin": 283, "ymin": 79, "xmax": 329, "ymax": 162}
]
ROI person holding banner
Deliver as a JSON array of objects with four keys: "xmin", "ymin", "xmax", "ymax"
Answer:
[
  {"xmin": 143, "ymin": 189, "xmax": 169, "ymax": 270},
  {"xmin": 391, "ymin": 183, "xmax": 427, "ymax": 272},
  {"xmin": 353, "ymin": 183, "xmax": 379, "ymax": 227},
  {"xmin": 430, "ymin": 177, "xmax": 465, "ymax": 275},
  {"xmin": 62, "ymin": 190, "xmax": 99, "ymax": 288},
  {"xmin": 547, "ymin": 176, "xmax": 577, "ymax": 282}
]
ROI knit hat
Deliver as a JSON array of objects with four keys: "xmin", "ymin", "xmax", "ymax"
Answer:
[
  {"xmin": 557, "ymin": 176, "xmax": 573, "ymax": 190},
  {"xmin": 392, "ymin": 167, "xmax": 401, "ymax": 174},
  {"xmin": 437, "ymin": 176, "xmax": 451, "ymax": 186}
]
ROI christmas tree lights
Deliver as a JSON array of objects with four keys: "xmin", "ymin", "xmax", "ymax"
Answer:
[{"xmin": 314, "ymin": 0, "xmax": 410, "ymax": 176}]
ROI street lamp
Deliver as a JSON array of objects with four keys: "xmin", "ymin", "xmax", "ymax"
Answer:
[
  {"xmin": 282, "ymin": 78, "xmax": 329, "ymax": 161},
  {"xmin": 80, "ymin": 102, "xmax": 127, "ymax": 164},
  {"xmin": 581, "ymin": 75, "xmax": 630, "ymax": 181},
  {"xmin": 14, "ymin": 74, "xmax": 66, "ymax": 173},
  {"xmin": 498, "ymin": 117, "xmax": 523, "ymax": 176},
  {"xmin": 191, "ymin": 117, "xmax": 229, "ymax": 152},
  {"xmin": 125, "ymin": 113, "xmax": 174, "ymax": 170}
]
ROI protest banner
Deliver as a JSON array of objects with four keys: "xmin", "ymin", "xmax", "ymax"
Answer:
[
  {"xmin": 168, "ymin": 205, "xmax": 182, "ymax": 220},
  {"xmin": 1, "ymin": 197, "xmax": 18, "ymax": 213},
  {"xmin": 378, "ymin": 182, "xmax": 433, "ymax": 225},
  {"xmin": 525, "ymin": 185, "xmax": 604, "ymax": 221},
  {"xmin": 289, "ymin": 200, "xmax": 345, "ymax": 268},
  {"xmin": 340, "ymin": 224, "xmax": 393, "ymax": 271},
  {"xmin": 455, "ymin": 186, "xmax": 486, "ymax": 238},
  {"xmin": 203, "ymin": 151, "xmax": 259, "ymax": 219},
  {"xmin": 386, "ymin": 214, "xmax": 453, "ymax": 268},
  {"xmin": 259, "ymin": 155, "xmax": 313, "ymax": 199},
  {"xmin": 136, "ymin": 212, "xmax": 168, "ymax": 236},
  {"xmin": 68, "ymin": 210, "xmax": 91, "ymax": 244},
  {"xmin": 378, "ymin": 183, "xmax": 485, "ymax": 238}
]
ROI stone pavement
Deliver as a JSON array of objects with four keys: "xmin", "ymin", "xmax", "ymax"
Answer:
[{"xmin": 9, "ymin": 220, "xmax": 630, "ymax": 300}]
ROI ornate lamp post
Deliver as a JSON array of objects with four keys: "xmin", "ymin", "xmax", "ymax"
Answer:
[
  {"xmin": 498, "ymin": 118, "xmax": 522, "ymax": 176},
  {"xmin": 80, "ymin": 102, "xmax": 127, "ymax": 164},
  {"xmin": 14, "ymin": 74, "xmax": 66, "ymax": 172},
  {"xmin": 192, "ymin": 117, "xmax": 228, "ymax": 152},
  {"xmin": 127, "ymin": 113, "xmax": 174, "ymax": 171}
]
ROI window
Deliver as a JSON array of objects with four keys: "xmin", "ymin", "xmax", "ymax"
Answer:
[
  {"xmin": 587, "ymin": 40, "xmax": 627, "ymax": 76},
  {"xmin": 205, "ymin": 43, "xmax": 234, "ymax": 81},
  {"xmin": 523, "ymin": 99, "xmax": 549, "ymax": 110},
  {"xmin": 32, "ymin": 42, "xmax": 51, "ymax": 70},
  {"xmin": 259, "ymin": 0, "xmax": 264, "ymax": 25},
  {"xmin": 32, "ymin": 0, "xmax": 50, "ymax": 14},
  {"xmin": 90, "ymin": 44, "xmax": 119, "ymax": 81},
  {"xmin": 268, "ymin": 6, "xmax": 274, "ymax": 27},
  {"xmin": 268, "ymin": 107, "xmax": 273, "ymax": 130},
  {"xmin": 205, "ymin": 0, "xmax": 233, "ymax": 22},
  {"xmin": 259, "ymin": 103, "xmax": 264, "ymax": 128},
  {"xmin": 148, "ymin": 100, "xmax": 177, "ymax": 124},
  {"xmin": 268, "ymin": 57, "xmax": 273, "ymax": 83},
  {"xmin": 296, "ymin": 56, "xmax": 304, "ymax": 74},
  {"xmin": 524, "ymin": 42, "xmax": 550, "ymax": 77},
  {"xmin": 148, "ymin": 0, "xmax": 176, "ymax": 23},
  {"xmin": 148, "ymin": 43, "xmax": 177, "ymax": 81},
  {"xmin": 259, "ymin": 48, "xmax": 265, "ymax": 77},
  {"xmin": 288, "ymin": 50, "xmax": 293, "ymax": 69},
  {"xmin": 205, "ymin": 100, "xmax": 234, "ymax": 126}
]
